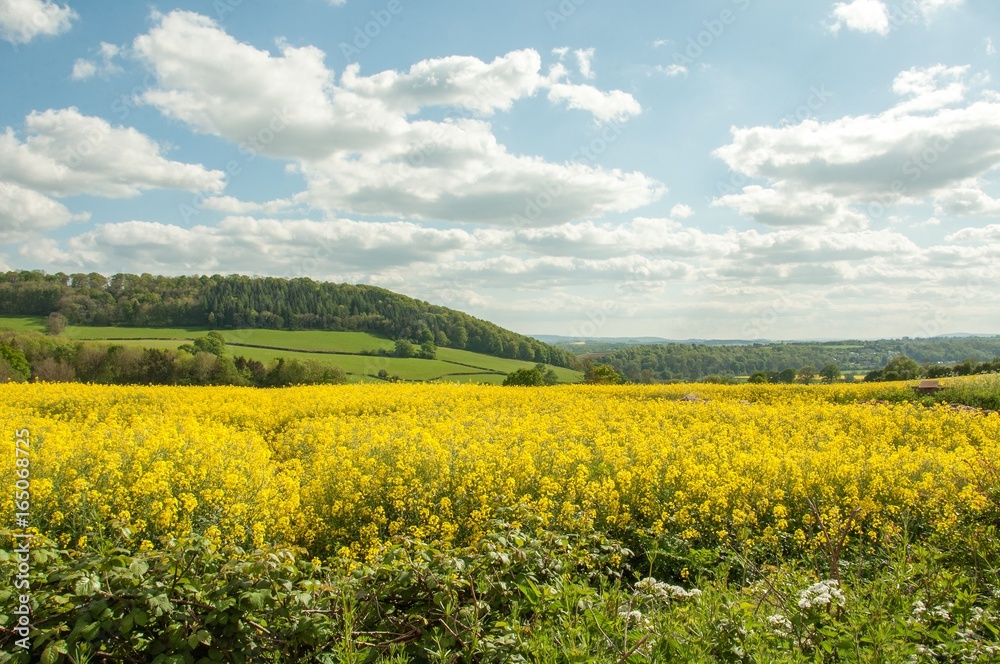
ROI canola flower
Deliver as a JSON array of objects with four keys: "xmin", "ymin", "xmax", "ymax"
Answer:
[{"xmin": 1, "ymin": 381, "xmax": 997, "ymax": 562}]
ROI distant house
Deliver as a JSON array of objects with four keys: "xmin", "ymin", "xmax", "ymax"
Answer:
[{"xmin": 913, "ymin": 379, "xmax": 947, "ymax": 395}]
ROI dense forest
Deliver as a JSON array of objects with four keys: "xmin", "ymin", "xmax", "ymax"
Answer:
[
  {"xmin": 0, "ymin": 271, "xmax": 578, "ymax": 368},
  {"xmin": 597, "ymin": 337, "xmax": 1000, "ymax": 382}
]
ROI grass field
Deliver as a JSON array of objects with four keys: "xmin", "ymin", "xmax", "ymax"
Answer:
[
  {"xmin": 0, "ymin": 315, "xmax": 46, "ymax": 333},
  {"xmin": 0, "ymin": 316, "xmax": 584, "ymax": 383}
]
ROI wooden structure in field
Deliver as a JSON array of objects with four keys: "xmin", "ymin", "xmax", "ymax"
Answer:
[{"xmin": 913, "ymin": 379, "xmax": 947, "ymax": 395}]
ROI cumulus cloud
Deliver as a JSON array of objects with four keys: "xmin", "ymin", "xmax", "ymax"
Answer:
[
  {"xmin": 18, "ymin": 206, "xmax": 1000, "ymax": 338},
  {"xmin": 933, "ymin": 184, "xmax": 1000, "ymax": 216},
  {"xmin": 546, "ymin": 83, "xmax": 642, "ymax": 122},
  {"xmin": 946, "ymin": 224, "xmax": 1000, "ymax": 242},
  {"xmin": 574, "ymin": 47, "xmax": 595, "ymax": 79},
  {"xmin": 828, "ymin": 0, "xmax": 963, "ymax": 35},
  {"xmin": 713, "ymin": 184, "xmax": 870, "ymax": 229},
  {"xmin": 131, "ymin": 11, "xmax": 656, "ymax": 225},
  {"xmin": 0, "ymin": 107, "xmax": 227, "ymax": 198},
  {"xmin": 918, "ymin": 0, "xmax": 963, "ymax": 15},
  {"xmin": 712, "ymin": 65, "xmax": 1000, "ymax": 227},
  {"xmin": 670, "ymin": 203, "xmax": 694, "ymax": 218},
  {"xmin": 71, "ymin": 42, "xmax": 124, "ymax": 81},
  {"xmin": 19, "ymin": 216, "xmax": 481, "ymax": 275},
  {"xmin": 201, "ymin": 196, "xmax": 300, "ymax": 215},
  {"xmin": 829, "ymin": 0, "xmax": 890, "ymax": 35},
  {"xmin": 339, "ymin": 50, "xmax": 549, "ymax": 116},
  {"xmin": 656, "ymin": 64, "xmax": 687, "ymax": 77},
  {"xmin": 0, "ymin": 0, "xmax": 76, "ymax": 44},
  {"xmin": 0, "ymin": 180, "xmax": 89, "ymax": 242}
]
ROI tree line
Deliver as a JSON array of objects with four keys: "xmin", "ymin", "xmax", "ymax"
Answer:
[
  {"xmin": 0, "ymin": 330, "xmax": 347, "ymax": 387},
  {"xmin": 595, "ymin": 338, "xmax": 1000, "ymax": 382},
  {"xmin": 0, "ymin": 271, "xmax": 579, "ymax": 369},
  {"xmin": 862, "ymin": 355, "xmax": 1000, "ymax": 382}
]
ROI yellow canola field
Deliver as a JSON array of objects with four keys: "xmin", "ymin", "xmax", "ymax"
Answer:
[{"xmin": 2, "ymin": 382, "xmax": 997, "ymax": 560}]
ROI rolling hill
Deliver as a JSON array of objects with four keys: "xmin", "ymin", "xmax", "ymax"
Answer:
[{"xmin": 0, "ymin": 270, "xmax": 578, "ymax": 369}]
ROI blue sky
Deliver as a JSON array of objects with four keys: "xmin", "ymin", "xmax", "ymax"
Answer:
[{"xmin": 1, "ymin": 0, "xmax": 998, "ymax": 339}]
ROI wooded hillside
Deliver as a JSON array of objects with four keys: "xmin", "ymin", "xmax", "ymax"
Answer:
[{"xmin": 0, "ymin": 271, "xmax": 579, "ymax": 368}]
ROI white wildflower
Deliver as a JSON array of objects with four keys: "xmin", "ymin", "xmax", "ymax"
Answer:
[
  {"xmin": 928, "ymin": 604, "xmax": 951, "ymax": 621},
  {"xmin": 618, "ymin": 608, "xmax": 649, "ymax": 627},
  {"xmin": 797, "ymin": 579, "xmax": 845, "ymax": 610},
  {"xmin": 634, "ymin": 578, "xmax": 702, "ymax": 602},
  {"xmin": 767, "ymin": 613, "xmax": 793, "ymax": 637}
]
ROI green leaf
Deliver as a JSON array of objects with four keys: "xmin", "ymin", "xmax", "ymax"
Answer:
[
  {"xmin": 244, "ymin": 591, "xmax": 266, "ymax": 610},
  {"xmin": 149, "ymin": 594, "xmax": 173, "ymax": 615},
  {"xmin": 80, "ymin": 621, "xmax": 100, "ymax": 640}
]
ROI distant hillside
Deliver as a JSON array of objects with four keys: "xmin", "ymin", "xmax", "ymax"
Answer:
[
  {"xmin": 598, "ymin": 338, "xmax": 1000, "ymax": 382},
  {"xmin": 0, "ymin": 271, "xmax": 578, "ymax": 369},
  {"xmin": 535, "ymin": 335, "xmax": 763, "ymax": 355}
]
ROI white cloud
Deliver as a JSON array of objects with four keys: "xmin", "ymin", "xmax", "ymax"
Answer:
[
  {"xmin": 712, "ymin": 66, "xmax": 1000, "ymax": 227},
  {"xmin": 829, "ymin": 0, "xmax": 890, "ymax": 35},
  {"xmin": 891, "ymin": 64, "xmax": 970, "ymax": 113},
  {"xmin": 713, "ymin": 184, "xmax": 870, "ymax": 229},
  {"xmin": 71, "ymin": 42, "xmax": 124, "ymax": 81},
  {"xmin": 20, "ymin": 216, "xmax": 481, "ymax": 275},
  {"xmin": 131, "ymin": 10, "xmax": 656, "ymax": 225},
  {"xmin": 828, "ymin": 0, "xmax": 962, "ymax": 35},
  {"xmin": 655, "ymin": 64, "xmax": 687, "ymax": 77},
  {"xmin": 546, "ymin": 83, "xmax": 642, "ymax": 122},
  {"xmin": 20, "ymin": 207, "xmax": 1000, "ymax": 339},
  {"xmin": 551, "ymin": 46, "xmax": 568, "ymax": 59},
  {"xmin": 988, "ymin": 38, "xmax": 997, "ymax": 56},
  {"xmin": 0, "ymin": 0, "xmax": 76, "ymax": 44},
  {"xmin": 70, "ymin": 59, "xmax": 96, "ymax": 80},
  {"xmin": 339, "ymin": 50, "xmax": 549, "ymax": 116},
  {"xmin": 201, "ymin": 196, "xmax": 300, "ymax": 215},
  {"xmin": 918, "ymin": 0, "xmax": 963, "ymax": 16},
  {"xmin": 670, "ymin": 203, "xmax": 694, "ymax": 219},
  {"xmin": 574, "ymin": 47, "xmax": 595, "ymax": 79},
  {"xmin": 946, "ymin": 224, "xmax": 1000, "ymax": 242},
  {"xmin": 0, "ymin": 180, "xmax": 89, "ymax": 242},
  {"xmin": 0, "ymin": 107, "xmax": 227, "ymax": 198},
  {"xmin": 933, "ymin": 183, "xmax": 1000, "ymax": 216}
]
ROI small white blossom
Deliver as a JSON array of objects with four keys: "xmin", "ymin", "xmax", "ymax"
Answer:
[
  {"xmin": 767, "ymin": 613, "xmax": 793, "ymax": 637},
  {"xmin": 634, "ymin": 578, "xmax": 702, "ymax": 602},
  {"xmin": 797, "ymin": 580, "xmax": 845, "ymax": 610},
  {"xmin": 928, "ymin": 604, "xmax": 951, "ymax": 621},
  {"xmin": 618, "ymin": 608, "xmax": 650, "ymax": 627}
]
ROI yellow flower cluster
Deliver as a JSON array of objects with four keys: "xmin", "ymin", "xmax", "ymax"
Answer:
[{"xmin": 2, "ymin": 382, "xmax": 996, "ymax": 560}]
